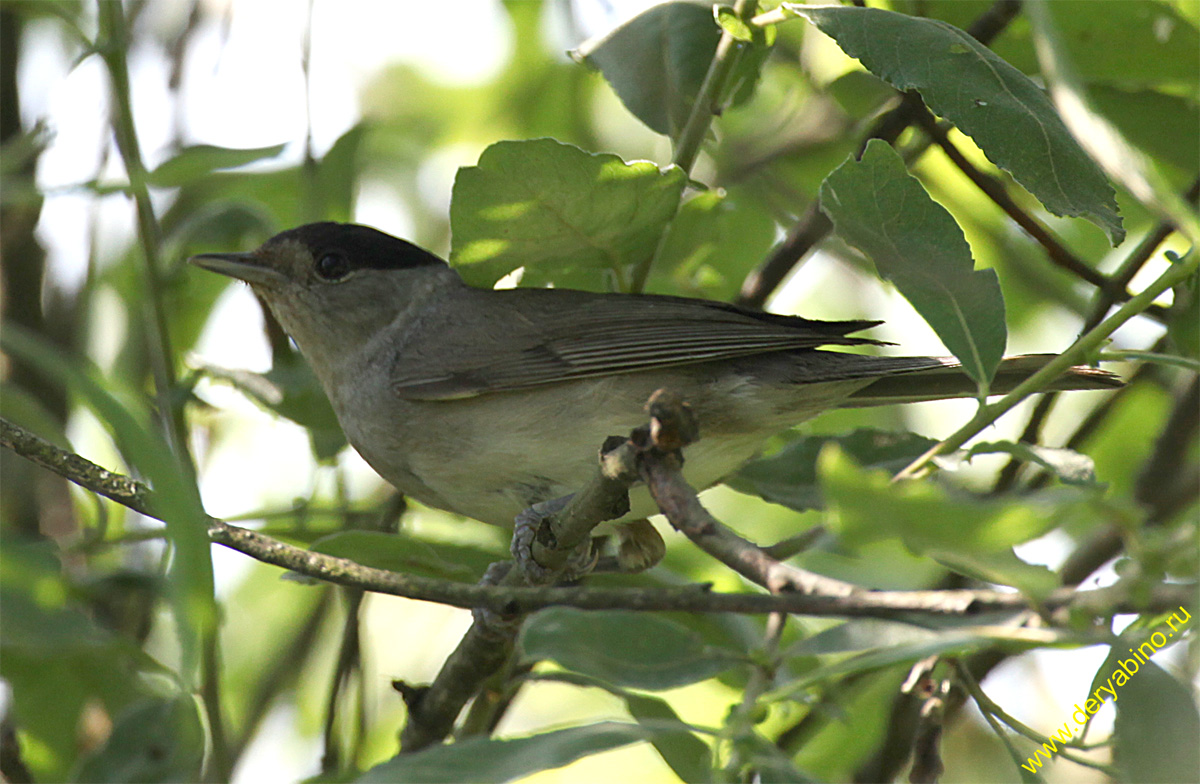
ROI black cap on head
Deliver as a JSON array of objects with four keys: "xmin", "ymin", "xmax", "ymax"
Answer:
[{"xmin": 269, "ymin": 222, "xmax": 446, "ymax": 271}]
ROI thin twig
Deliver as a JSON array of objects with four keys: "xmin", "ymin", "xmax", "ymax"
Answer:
[
  {"xmin": 397, "ymin": 439, "xmax": 643, "ymax": 749},
  {"xmin": 722, "ymin": 612, "xmax": 787, "ymax": 782},
  {"xmin": 96, "ymin": 5, "xmax": 225, "ymax": 777},
  {"xmin": 396, "ymin": 563, "xmax": 523, "ymax": 752},
  {"xmin": 321, "ymin": 589, "xmax": 363, "ymax": 774},
  {"xmin": 952, "ymin": 660, "xmax": 1119, "ymax": 774},
  {"xmin": 913, "ymin": 108, "xmax": 1106, "ymax": 291},
  {"xmin": 671, "ymin": 0, "xmax": 757, "ymax": 176},
  {"xmin": 908, "ymin": 678, "xmax": 948, "ymax": 783},
  {"xmin": 1082, "ymin": 178, "xmax": 1200, "ymax": 335}
]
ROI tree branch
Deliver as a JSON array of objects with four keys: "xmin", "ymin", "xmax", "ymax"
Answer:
[{"xmin": 4, "ymin": 415, "xmax": 1191, "ymax": 621}]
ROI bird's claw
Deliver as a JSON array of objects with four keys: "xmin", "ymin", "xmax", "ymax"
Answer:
[{"xmin": 511, "ymin": 499, "xmax": 597, "ymax": 585}]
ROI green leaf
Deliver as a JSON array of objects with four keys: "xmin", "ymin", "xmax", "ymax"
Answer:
[
  {"xmin": 1089, "ymin": 87, "xmax": 1200, "ymax": 176},
  {"xmin": 71, "ymin": 696, "xmax": 205, "ymax": 784},
  {"xmin": 788, "ymin": 619, "xmax": 943, "ymax": 657},
  {"xmin": 965, "ymin": 441, "xmax": 1097, "ymax": 486},
  {"xmin": 728, "ymin": 429, "xmax": 938, "ymax": 512},
  {"xmin": 261, "ymin": 357, "xmax": 346, "ymax": 461},
  {"xmin": 1025, "ymin": 4, "xmax": 1195, "ymax": 245},
  {"xmin": 926, "ymin": 548, "xmax": 1056, "ymax": 598},
  {"xmin": 820, "ymin": 140, "xmax": 1007, "ymax": 388},
  {"xmin": 520, "ymin": 608, "xmax": 743, "ymax": 690},
  {"xmin": 572, "ymin": 3, "xmax": 719, "ymax": 137},
  {"xmin": 787, "ymin": 618, "xmax": 1066, "ymax": 661},
  {"xmin": 356, "ymin": 722, "xmax": 649, "ymax": 784},
  {"xmin": 1109, "ymin": 635, "xmax": 1200, "ymax": 781},
  {"xmin": 1168, "ymin": 264, "xmax": 1200, "ymax": 359},
  {"xmin": 624, "ymin": 693, "xmax": 713, "ymax": 784},
  {"xmin": 165, "ymin": 204, "xmax": 276, "ymax": 359},
  {"xmin": 536, "ymin": 671, "xmax": 714, "ymax": 784},
  {"xmin": 792, "ymin": 4, "xmax": 1124, "ymax": 244},
  {"xmin": 647, "ymin": 189, "xmax": 777, "ymax": 300},
  {"xmin": 0, "ymin": 539, "xmax": 145, "ymax": 782},
  {"xmin": 817, "ymin": 445, "xmax": 1099, "ymax": 597},
  {"xmin": 316, "ymin": 123, "xmax": 368, "ymax": 222},
  {"xmin": 992, "ymin": 1, "xmax": 1200, "ymax": 92},
  {"xmin": 309, "ymin": 530, "xmax": 501, "ymax": 581},
  {"xmin": 772, "ymin": 632, "xmax": 1004, "ymax": 702},
  {"xmin": 147, "ymin": 143, "xmax": 287, "ymax": 188},
  {"xmin": 450, "ymin": 139, "xmax": 687, "ymax": 290},
  {"xmin": 0, "ymin": 381, "xmax": 70, "ymax": 449},
  {"xmin": 203, "ymin": 355, "xmax": 347, "ymax": 461},
  {"xmin": 715, "ymin": 6, "xmax": 754, "ymax": 42}
]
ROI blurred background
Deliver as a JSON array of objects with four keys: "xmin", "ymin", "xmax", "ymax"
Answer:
[{"xmin": 2, "ymin": 1, "xmax": 1196, "ymax": 782}]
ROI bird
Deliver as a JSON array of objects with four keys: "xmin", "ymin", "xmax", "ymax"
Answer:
[{"xmin": 190, "ymin": 222, "xmax": 1119, "ymax": 573}]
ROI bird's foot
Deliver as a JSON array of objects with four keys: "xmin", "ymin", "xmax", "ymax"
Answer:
[{"xmin": 511, "ymin": 498, "xmax": 598, "ymax": 585}]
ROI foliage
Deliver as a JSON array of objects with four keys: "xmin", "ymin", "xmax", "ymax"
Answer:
[{"xmin": 1, "ymin": 1, "xmax": 1196, "ymax": 783}]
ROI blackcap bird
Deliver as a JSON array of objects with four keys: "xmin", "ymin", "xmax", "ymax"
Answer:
[{"xmin": 191, "ymin": 222, "xmax": 1119, "ymax": 571}]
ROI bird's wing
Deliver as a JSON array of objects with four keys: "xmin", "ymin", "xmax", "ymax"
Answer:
[{"xmin": 390, "ymin": 288, "xmax": 885, "ymax": 400}]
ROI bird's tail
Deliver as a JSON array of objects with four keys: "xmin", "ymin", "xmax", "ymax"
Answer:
[{"xmin": 840, "ymin": 354, "xmax": 1122, "ymax": 408}]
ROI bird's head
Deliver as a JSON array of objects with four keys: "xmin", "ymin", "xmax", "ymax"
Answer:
[{"xmin": 190, "ymin": 222, "xmax": 460, "ymax": 375}]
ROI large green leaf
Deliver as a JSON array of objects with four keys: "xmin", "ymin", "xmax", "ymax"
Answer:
[
  {"xmin": 728, "ymin": 429, "xmax": 938, "ymax": 512},
  {"xmin": 791, "ymin": 4, "xmax": 1124, "ymax": 244},
  {"xmin": 521, "ymin": 608, "xmax": 743, "ymax": 691},
  {"xmin": 357, "ymin": 722, "xmax": 649, "ymax": 783},
  {"xmin": 572, "ymin": 2, "xmax": 719, "ymax": 137},
  {"xmin": 450, "ymin": 138, "xmax": 687, "ymax": 290},
  {"xmin": 820, "ymin": 140, "xmax": 1006, "ymax": 389}
]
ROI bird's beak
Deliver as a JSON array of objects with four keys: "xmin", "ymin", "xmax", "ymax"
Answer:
[{"xmin": 188, "ymin": 252, "xmax": 287, "ymax": 287}]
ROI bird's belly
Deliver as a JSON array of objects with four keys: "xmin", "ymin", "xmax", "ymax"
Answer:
[
  {"xmin": 394, "ymin": 428, "xmax": 765, "ymax": 528},
  {"xmin": 335, "ymin": 370, "xmax": 862, "ymax": 528}
]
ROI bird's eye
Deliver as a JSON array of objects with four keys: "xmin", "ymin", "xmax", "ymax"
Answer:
[{"xmin": 314, "ymin": 252, "xmax": 351, "ymax": 281}]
